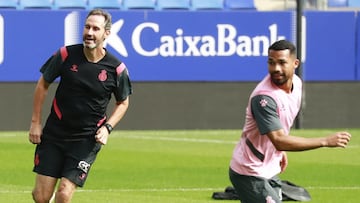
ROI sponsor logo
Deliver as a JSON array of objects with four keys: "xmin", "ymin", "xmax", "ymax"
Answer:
[
  {"xmin": 266, "ymin": 196, "xmax": 276, "ymax": 203},
  {"xmin": 105, "ymin": 19, "xmax": 128, "ymax": 57},
  {"xmin": 79, "ymin": 172, "xmax": 87, "ymax": 180},
  {"xmin": 129, "ymin": 23, "xmax": 285, "ymax": 57},
  {"xmin": 64, "ymin": 14, "xmax": 285, "ymax": 58},
  {"xmin": 70, "ymin": 64, "xmax": 78, "ymax": 72},
  {"xmin": 260, "ymin": 98, "xmax": 268, "ymax": 107},
  {"xmin": 34, "ymin": 154, "xmax": 40, "ymax": 166},
  {"xmin": 77, "ymin": 160, "xmax": 91, "ymax": 173},
  {"xmin": 64, "ymin": 12, "xmax": 81, "ymax": 46}
]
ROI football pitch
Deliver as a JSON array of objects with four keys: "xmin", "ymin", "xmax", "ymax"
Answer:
[{"xmin": 0, "ymin": 129, "xmax": 359, "ymax": 203}]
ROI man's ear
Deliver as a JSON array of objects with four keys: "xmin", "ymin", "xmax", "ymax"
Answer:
[
  {"xmin": 294, "ymin": 58, "xmax": 300, "ymax": 69},
  {"xmin": 104, "ymin": 30, "xmax": 111, "ymax": 40}
]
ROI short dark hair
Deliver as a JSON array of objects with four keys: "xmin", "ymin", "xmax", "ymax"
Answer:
[
  {"xmin": 268, "ymin": 40, "xmax": 296, "ymax": 56},
  {"xmin": 86, "ymin": 9, "xmax": 112, "ymax": 31}
]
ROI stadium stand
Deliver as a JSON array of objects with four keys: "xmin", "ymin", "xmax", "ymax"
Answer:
[
  {"xmin": 19, "ymin": 0, "xmax": 53, "ymax": 9},
  {"xmin": 0, "ymin": 0, "xmax": 18, "ymax": 9},
  {"xmin": 254, "ymin": 0, "xmax": 296, "ymax": 11},
  {"xmin": 224, "ymin": 0, "xmax": 256, "ymax": 10},
  {"xmin": 157, "ymin": 0, "xmax": 191, "ymax": 10},
  {"xmin": 53, "ymin": 0, "xmax": 88, "ymax": 9},
  {"xmin": 122, "ymin": 0, "xmax": 156, "ymax": 9},
  {"xmin": 4, "ymin": 0, "xmax": 360, "ymax": 11},
  {"xmin": 88, "ymin": 0, "xmax": 122, "ymax": 10},
  {"xmin": 191, "ymin": 0, "xmax": 224, "ymax": 10},
  {"xmin": 348, "ymin": 0, "xmax": 360, "ymax": 7},
  {"xmin": 327, "ymin": 0, "xmax": 348, "ymax": 7}
]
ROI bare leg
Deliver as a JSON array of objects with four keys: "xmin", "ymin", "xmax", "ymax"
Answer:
[
  {"xmin": 32, "ymin": 174, "xmax": 58, "ymax": 203},
  {"xmin": 55, "ymin": 177, "xmax": 77, "ymax": 203}
]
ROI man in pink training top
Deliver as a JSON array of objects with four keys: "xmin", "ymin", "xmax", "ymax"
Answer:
[{"xmin": 229, "ymin": 40, "xmax": 351, "ymax": 203}]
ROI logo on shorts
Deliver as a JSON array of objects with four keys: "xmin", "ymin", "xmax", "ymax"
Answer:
[
  {"xmin": 266, "ymin": 196, "xmax": 276, "ymax": 203},
  {"xmin": 79, "ymin": 172, "xmax": 87, "ymax": 180},
  {"xmin": 34, "ymin": 154, "xmax": 40, "ymax": 166},
  {"xmin": 77, "ymin": 161, "xmax": 91, "ymax": 173}
]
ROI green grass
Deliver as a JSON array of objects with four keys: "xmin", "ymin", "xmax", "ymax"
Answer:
[{"xmin": 0, "ymin": 129, "xmax": 359, "ymax": 202}]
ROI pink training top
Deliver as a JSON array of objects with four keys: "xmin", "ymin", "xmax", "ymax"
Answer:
[{"xmin": 230, "ymin": 74, "xmax": 302, "ymax": 179}]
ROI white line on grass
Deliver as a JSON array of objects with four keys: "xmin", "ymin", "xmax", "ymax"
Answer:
[
  {"xmin": 118, "ymin": 135, "xmax": 360, "ymax": 148},
  {"xmin": 76, "ymin": 188, "xmax": 224, "ymax": 193},
  {"xmin": 3, "ymin": 186, "xmax": 360, "ymax": 194},
  {"xmin": 306, "ymin": 186, "xmax": 360, "ymax": 190},
  {"xmin": 120, "ymin": 135, "xmax": 237, "ymax": 144},
  {"xmin": 76, "ymin": 186, "xmax": 360, "ymax": 192}
]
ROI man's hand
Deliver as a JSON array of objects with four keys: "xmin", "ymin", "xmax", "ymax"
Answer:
[
  {"xmin": 29, "ymin": 123, "xmax": 42, "ymax": 144},
  {"xmin": 280, "ymin": 151, "xmax": 288, "ymax": 173},
  {"xmin": 95, "ymin": 126, "xmax": 110, "ymax": 145},
  {"xmin": 324, "ymin": 132, "xmax": 351, "ymax": 148}
]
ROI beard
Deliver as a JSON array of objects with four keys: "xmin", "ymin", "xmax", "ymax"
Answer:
[
  {"xmin": 83, "ymin": 35, "xmax": 100, "ymax": 49},
  {"xmin": 270, "ymin": 72, "xmax": 288, "ymax": 86},
  {"xmin": 83, "ymin": 41, "xmax": 97, "ymax": 49}
]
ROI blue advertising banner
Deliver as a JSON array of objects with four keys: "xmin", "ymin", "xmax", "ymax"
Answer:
[
  {"xmin": 303, "ymin": 11, "xmax": 357, "ymax": 81},
  {"xmin": 357, "ymin": 11, "xmax": 360, "ymax": 80},
  {"xmin": 0, "ymin": 10, "xmax": 294, "ymax": 82},
  {"xmin": 0, "ymin": 10, "xmax": 358, "ymax": 82}
]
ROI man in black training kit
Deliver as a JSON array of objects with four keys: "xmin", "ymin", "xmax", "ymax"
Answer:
[{"xmin": 29, "ymin": 9, "xmax": 132, "ymax": 203}]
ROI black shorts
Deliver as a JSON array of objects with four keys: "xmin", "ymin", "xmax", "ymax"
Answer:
[
  {"xmin": 229, "ymin": 168, "xmax": 282, "ymax": 203},
  {"xmin": 33, "ymin": 138, "xmax": 102, "ymax": 187}
]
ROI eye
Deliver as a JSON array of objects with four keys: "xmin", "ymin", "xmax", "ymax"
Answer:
[
  {"xmin": 267, "ymin": 60, "xmax": 275, "ymax": 65},
  {"xmin": 279, "ymin": 61, "xmax": 287, "ymax": 65}
]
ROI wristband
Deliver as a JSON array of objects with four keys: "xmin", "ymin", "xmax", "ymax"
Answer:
[{"xmin": 104, "ymin": 123, "xmax": 113, "ymax": 134}]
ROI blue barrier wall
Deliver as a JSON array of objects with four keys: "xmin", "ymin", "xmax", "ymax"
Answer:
[
  {"xmin": 0, "ymin": 10, "xmax": 358, "ymax": 82},
  {"xmin": 304, "ymin": 11, "xmax": 357, "ymax": 81},
  {"xmin": 357, "ymin": 13, "xmax": 360, "ymax": 80}
]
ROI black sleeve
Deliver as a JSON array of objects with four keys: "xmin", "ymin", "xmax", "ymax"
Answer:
[
  {"xmin": 114, "ymin": 67, "xmax": 132, "ymax": 101},
  {"xmin": 40, "ymin": 50, "xmax": 63, "ymax": 83},
  {"xmin": 251, "ymin": 95, "xmax": 282, "ymax": 135}
]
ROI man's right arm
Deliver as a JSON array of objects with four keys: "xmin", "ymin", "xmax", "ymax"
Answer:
[{"xmin": 29, "ymin": 76, "xmax": 50, "ymax": 144}]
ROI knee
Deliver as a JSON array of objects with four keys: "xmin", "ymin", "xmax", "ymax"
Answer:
[
  {"xmin": 32, "ymin": 189, "xmax": 53, "ymax": 203},
  {"xmin": 55, "ymin": 186, "xmax": 74, "ymax": 202},
  {"xmin": 55, "ymin": 190, "xmax": 70, "ymax": 202}
]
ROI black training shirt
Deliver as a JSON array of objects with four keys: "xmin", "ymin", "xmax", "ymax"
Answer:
[{"xmin": 41, "ymin": 44, "xmax": 132, "ymax": 140}]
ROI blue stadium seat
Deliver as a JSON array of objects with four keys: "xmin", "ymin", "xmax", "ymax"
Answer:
[
  {"xmin": 53, "ymin": 0, "xmax": 87, "ymax": 9},
  {"xmin": 122, "ymin": 0, "xmax": 156, "ymax": 9},
  {"xmin": 157, "ymin": 0, "xmax": 191, "ymax": 10},
  {"xmin": 19, "ymin": 0, "xmax": 53, "ymax": 9},
  {"xmin": 191, "ymin": 0, "xmax": 224, "ymax": 10},
  {"xmin": 0, "ymin": 0, "xmax": 18, "ymax": 9},
  {"xmin": 224, "ymin": 0, "xmax": 256, "ymax": 10},
  {"xmin": 327, "ymin": 0, "xmax": 348, "ymax": 7},
  {"xmin": 348, "ymin": 0, "xmax": 360, "ymax": 7},
  {"xmin": 88, "ymin": 0, "xmax": 122, "ymax": 10}
]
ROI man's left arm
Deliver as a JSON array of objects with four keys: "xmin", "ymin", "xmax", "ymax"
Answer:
[{"xmin": 95, "ymin": 97, "xmax": 129, "ymax": 145}]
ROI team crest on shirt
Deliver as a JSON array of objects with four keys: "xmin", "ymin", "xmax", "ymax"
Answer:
[
  {"xmin": 98, "ymin": 70, "xmax": 107, "ymax": 81},
  {"xmin": 259, "ymin": 98, "xmax": 268, "ymax": 107},
  {"xmin": 70, "ymin": 64, "xmax": 78, "ymax": 72}
]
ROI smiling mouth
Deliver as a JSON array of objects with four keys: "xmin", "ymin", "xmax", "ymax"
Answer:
[{"xmin": 84, "ymin": 38, "xmax": 94, "ymax": 42}]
